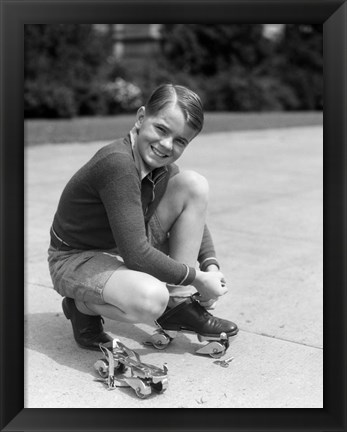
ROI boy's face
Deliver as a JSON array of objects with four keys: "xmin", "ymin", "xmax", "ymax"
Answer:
[{"xmin": 135, "ymin": 104, "xmax": 197, "ymax": 169}]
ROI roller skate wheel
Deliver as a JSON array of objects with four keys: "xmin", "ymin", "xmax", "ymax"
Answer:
[
  {"xmin": 195, "ymin": 340, "xmax": 226, "ymax": 357},
  {"xmin": 151, "ymin": 333, "xmax": 171, "ymax": 350},
  {"xmin": 94, "ymin": 359, "xmax": 109, "ymax": 378},
  {"xmin": 135, "ymin": 388, "xmax": 147, "ymax": 398},
  {"xmin": 209, "ymin": 349, "xmax": 225, "ymax": 359},
  {"xmin": 134, "ymin": 381, "xmax": 151, "ymax": 399},
  {"xmin": 209, "ymin": 342, "xmax": 226, "ymax": 358}
]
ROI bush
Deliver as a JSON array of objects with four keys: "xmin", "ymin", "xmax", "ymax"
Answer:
[
  {"xmin": 24, "ymin": 24, "xmax": 114, "ymax": 118},
  {"xmin": 24, "ymin": 24, "xmax": 323, "ymax": 117},
  {"xmin": 156, "ymin": 24, "xmax": 322, "ymax": 111},
  {"xmin": 24, "ymin": 80, "xmax": 77, "ymax": 118},
  {"xmin": 127, "ymin": 63, "xmax": 299, "ymax": 112},
  {"xmin": 101, "ymin": 78, "xmax": 143, "ymax": 114},
  {"xmin": 197, "ymin": 70, "xmax": 298, "ymax": 112},
  {"xmin": 75, "ymin": 83, "xmax": 108, "ymax": 116}
]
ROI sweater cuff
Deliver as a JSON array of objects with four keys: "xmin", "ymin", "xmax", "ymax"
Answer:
[
  {"xmin": 200, "ymin": 257, "xmax": 220, "ymax": 272},
  {"xmin": 177, "ymin": 265, "xmax": 196, "ymax": 286}
]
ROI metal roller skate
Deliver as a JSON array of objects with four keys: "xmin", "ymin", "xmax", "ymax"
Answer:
[
  {"xmin": 93, "ymin": 338, "xmax": 168, "ymax": 399},
  {"xmin": 146, "ymin": 294, "xmax": 238, "ymax": 358}
]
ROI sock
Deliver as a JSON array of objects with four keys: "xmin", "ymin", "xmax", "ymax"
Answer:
[
  {"xmin": 75, "ymin": 300, "xmax": 99, "ymax": 316},
  {"xmin": 167, "ymin": 295, "xmax": 189, "ymax": 308},
  {"xmin": 166, "ymin": 282, "xmax": 198, "ymax": 309}
]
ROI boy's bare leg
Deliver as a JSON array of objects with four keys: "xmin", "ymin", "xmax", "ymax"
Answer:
[
  {"xmin": 78, "ymin": 269, "xmax": 169, "ymax": 324},
  {"xmin": 155, "ymin": 170, "xmax": 209, "ymax": 304},
  {"xmin": 157, "ymin": 170, "xmax": 208, "ymax": 264}
]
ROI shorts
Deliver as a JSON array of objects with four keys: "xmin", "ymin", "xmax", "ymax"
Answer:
[{"xmin": 48, "ymin": 212, "xmax": 169, "ymax": 305}]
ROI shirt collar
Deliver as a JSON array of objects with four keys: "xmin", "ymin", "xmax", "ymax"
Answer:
[{"xmin": 129, "ymin": 127, "xmax": 151, "ymax": 180}]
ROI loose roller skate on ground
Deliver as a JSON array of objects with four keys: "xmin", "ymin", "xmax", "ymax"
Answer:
[
  {"xmin": 94, "ymin": 338, "xmax": 168, "ymax": 399},
  {"xmin": 146, "ymin": 294, "xmax": 238, "ymax": 358}
]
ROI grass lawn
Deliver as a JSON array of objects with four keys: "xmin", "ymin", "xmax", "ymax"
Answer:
[{"xmin": 25, "ymin": 111, "xmax": 323, "ymax": 146}]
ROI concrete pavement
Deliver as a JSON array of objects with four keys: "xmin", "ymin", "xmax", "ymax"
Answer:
[{"xmin": 24, "ymin": 125, "xmax": 323, "ymax": 408}]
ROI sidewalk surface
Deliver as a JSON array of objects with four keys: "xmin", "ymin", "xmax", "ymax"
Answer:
[{"xmin": 25, "ymin": 125, "xmax": 323, "ymax": 408}]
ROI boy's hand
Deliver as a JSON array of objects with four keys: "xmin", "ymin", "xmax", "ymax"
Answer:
[
  {"xmin": 199, "ymin": 264, "xmax": 224, "ymax": 308},
  {"xmin": 192, "ymin": 269, "xmax": 228, "ymax": 301}
]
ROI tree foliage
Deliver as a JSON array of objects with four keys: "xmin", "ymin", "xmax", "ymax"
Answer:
[
  {"xmin": 25, "ymin": 24, "xmax": 114, "ymax": 117},
  {"xmin": 272, "ymin": 24, "xmax": 323, "ymax": 110},
  {"xmin": 24, "ymin": 24, "xmax": 323, "ymax": 117},
  {"xmin": 160, "ymin": 24, "xmax": 269, "ymax": 75},
  {"xmin": 157, "ymin": 24, "xmax": 323, "ymax": 111}
]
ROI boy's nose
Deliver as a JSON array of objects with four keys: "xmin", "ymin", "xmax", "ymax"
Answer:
[{"xmin": 160, "ymin": 137, "xmax": 173, "ymax": 152}]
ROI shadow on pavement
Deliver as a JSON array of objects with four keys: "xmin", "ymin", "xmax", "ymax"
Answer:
[
  {"xmin": 25, "ymin": 312, "xmax": 197, "ymax": 376},
  {"xmin": 106, "ymin": 319, "xmax": 199, "ymax": 356}
]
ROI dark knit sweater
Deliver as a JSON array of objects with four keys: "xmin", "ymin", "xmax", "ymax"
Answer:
[{"xmin": 52, "ymin": 135, "xmax": 218, "ymax": 286}]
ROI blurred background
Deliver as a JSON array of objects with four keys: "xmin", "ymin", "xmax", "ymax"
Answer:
[{"xmin": 24, "ymin": 24, "xmax": 323, "ymax": 144}]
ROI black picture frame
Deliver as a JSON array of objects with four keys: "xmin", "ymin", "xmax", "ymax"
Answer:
[{"xmin": 1, "ymin": 1, "xmax": 346, "ymax": 431}]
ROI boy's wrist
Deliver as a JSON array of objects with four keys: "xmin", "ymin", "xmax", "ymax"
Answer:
[
  {"xmin": 199, "ymin": 257, "xmax": 220, "ymax": 272},
  {"xmin": 205, "ymin": 263, "xmax": 219, "ymax": 272},
  {"xmin": 192, "ymin": 270, "xmax": 204, "ymax": 289}
]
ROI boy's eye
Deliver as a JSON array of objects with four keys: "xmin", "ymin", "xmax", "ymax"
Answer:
[
  {"xmin": 156, "ymin": 125, "xmax": 166, "ymax": 134},
  {"xmin": 175, "ymin": 139, "xmax": 186, "ymax": 147}
]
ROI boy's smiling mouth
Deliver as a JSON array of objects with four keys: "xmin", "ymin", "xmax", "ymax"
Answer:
[{"xmin": 151, "ymin": 146, "xmax": 169, "ymax": 158}]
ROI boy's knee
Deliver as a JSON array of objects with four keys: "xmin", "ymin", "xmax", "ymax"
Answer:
[
  {"xmin": 178, "ymin": 170, "xmax": 209, "ymax": 203},
  {"xmin": 135, "ymin": 281, "xmax": 169, "ymax": 320}
]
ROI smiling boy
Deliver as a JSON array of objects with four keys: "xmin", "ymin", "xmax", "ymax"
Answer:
[{"xmin": 48, "ymin": 84, "xmax": 238, "ymax": 351}]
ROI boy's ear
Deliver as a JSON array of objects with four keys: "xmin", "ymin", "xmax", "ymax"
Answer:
[{"xmin": 135, "ymin": 106, "xmax": 146, "ymax": 129}]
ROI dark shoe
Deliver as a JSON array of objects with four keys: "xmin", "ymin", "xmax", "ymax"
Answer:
[
  {"xmin": 62, "ymin": 297, "xmax": 112, "ymax": 351},
  {"xmin": 157, "ymin": 295, "xmax": 238, "ymax": 338}
]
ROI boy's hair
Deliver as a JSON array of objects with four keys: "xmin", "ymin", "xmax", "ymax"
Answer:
[{"xmin": 145, "ymin": 84, "xmax": 204, "ymax": 134}]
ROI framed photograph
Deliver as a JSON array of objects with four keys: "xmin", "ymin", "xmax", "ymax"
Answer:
[{"xmin": 1, "ymin": 0, "xmax": 346, "ymax": 431}]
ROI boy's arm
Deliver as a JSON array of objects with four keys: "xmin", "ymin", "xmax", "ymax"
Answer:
[
  {"xmin": 198, "ymin": 225, "xmax": 220, "ymax": 271},
  {"xmin": 198, "ymin": 225, "xmax": 225, "ymax": 309}
]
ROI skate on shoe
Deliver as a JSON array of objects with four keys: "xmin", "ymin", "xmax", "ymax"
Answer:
[
  {"xmin": 146, "ymin": 294, "xmax": 238, "ymax": 358},
  {"xmin": 93, "ymin": 338, "xmax": 168, "ymax": 399}
]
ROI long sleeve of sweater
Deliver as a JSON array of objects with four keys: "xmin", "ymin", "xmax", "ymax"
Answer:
[{"xmin": 198, "ymin": 225, "xmax": 220, "ymax": 271}]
